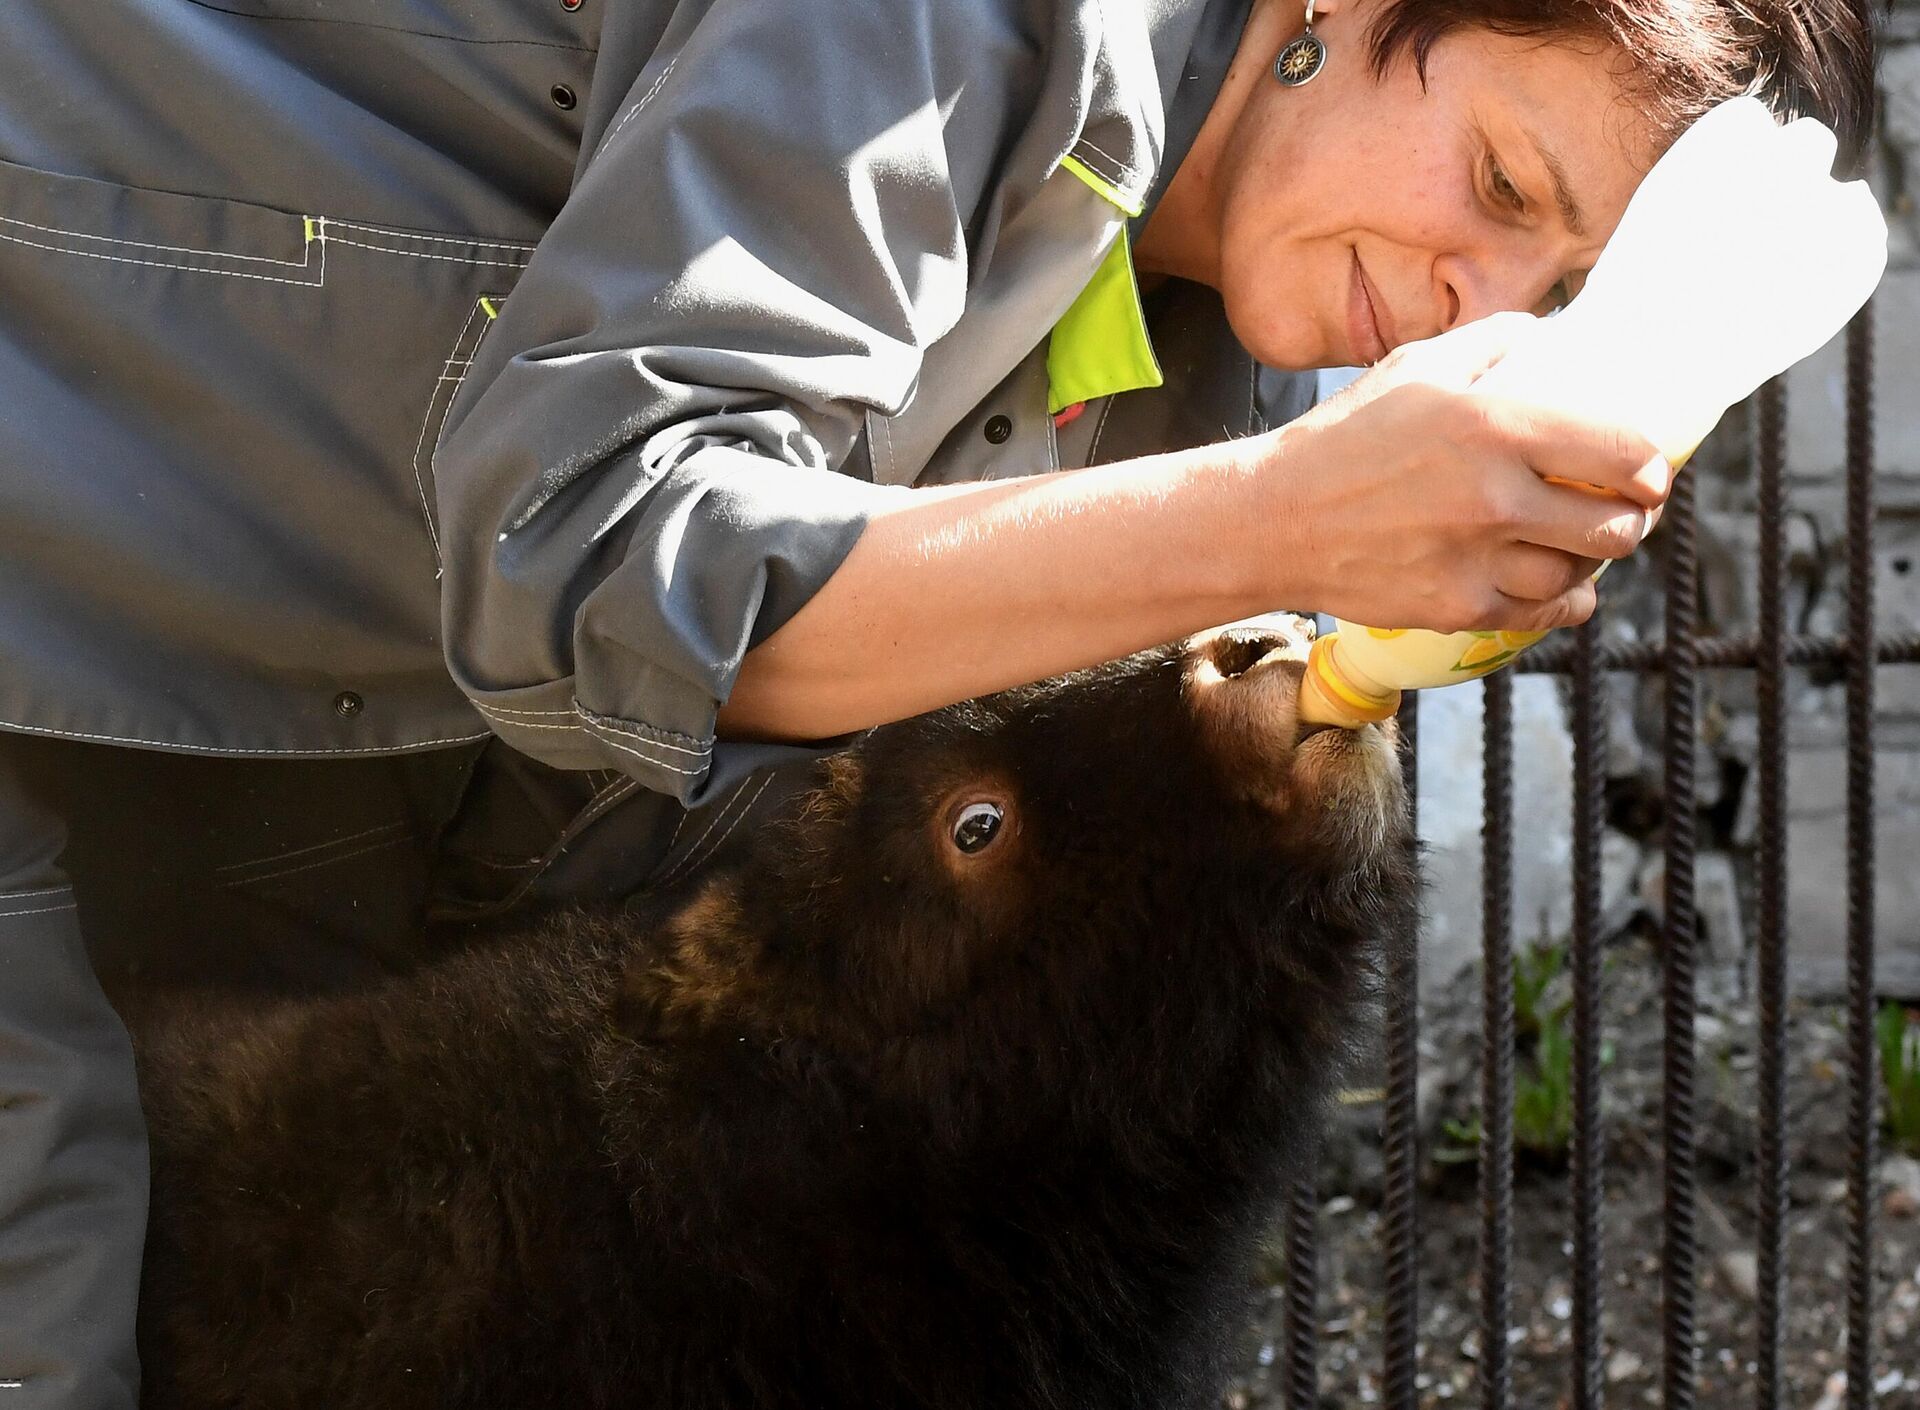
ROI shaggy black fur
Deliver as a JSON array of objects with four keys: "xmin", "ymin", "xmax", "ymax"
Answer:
[{"xmin": 133, "ymin": 637, "xmax": 1418, "ymax": 1410}]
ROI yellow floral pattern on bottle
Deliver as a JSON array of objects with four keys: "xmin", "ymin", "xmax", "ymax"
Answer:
[{"xmin": 1450, "ymin": 628, "xmax": 1550, "ymax": 676}]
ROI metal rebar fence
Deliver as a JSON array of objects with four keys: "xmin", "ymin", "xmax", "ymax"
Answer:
[{"xmin": 1276, "ymin": 282, "xmax": 1920, "ymax": 1406}]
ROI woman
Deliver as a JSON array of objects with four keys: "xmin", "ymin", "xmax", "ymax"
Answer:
[{"xmin": 0, "ymin": 0, "xmax": 1877, "ymax": 1405}]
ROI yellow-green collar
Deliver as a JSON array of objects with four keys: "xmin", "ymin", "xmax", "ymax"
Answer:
[{"xmin": 1047, "ymin": 156, "xmax": 1164, "ymax": 415}]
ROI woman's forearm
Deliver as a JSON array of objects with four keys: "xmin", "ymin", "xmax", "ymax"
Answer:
[
  {"xmin": 717, "ymin": 316, "xmax": 1680, "ymax": 744},
  {"xmin": 716, "ymin": 437, "xmax": 1292, "ymax": 742}
]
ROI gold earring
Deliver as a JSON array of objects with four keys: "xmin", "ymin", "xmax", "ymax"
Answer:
[{"xmin": 1275, "ymin": 0, "xmax": 1327, "ymax": 86}]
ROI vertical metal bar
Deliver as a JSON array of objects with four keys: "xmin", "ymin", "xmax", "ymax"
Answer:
[
  {"xmin": 1843, "ymin": 299, "xmax": 1877, "ymax": 1410},
  {"xmin": 1280, "ymin": 1161, "xmax": 1319, "ymax": 1410},
  {"xmin": 1383, "ymin": 693, "xmax": 1422, "ymax": 1410},
  {"xmin": 1570, "ymin": 613, "xmax": 1607, "ymax": 1410},
  {"xmin": 1481, "ymin": 671, "xmax": 1515, "ymax": 1410},
  {"xmin": 1754, "ymin": 375, "xmax": 1790, "ymax": 1410},
  {"xmin": 1662, "ymin": 464, "xmax": 1701, "ymax": 1410}
]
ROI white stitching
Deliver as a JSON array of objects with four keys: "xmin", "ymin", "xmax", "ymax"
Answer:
[
  {"xmin": 652, "ymin": 784, "xmax": 750, "ymax": 889},
  {"xmin": 653, "ymin": 776, "xmax": 759, "ymax": 890},
  {"xmin": 2, "ymin": 218, "xmax": 525, "ymax": 606},
  {"xmin": 882, "ymin": 413, "xmax": 900, "ymax": 483},
  {"xmin": 0, "ymin": 887, "xmax": 75, "ymax": 901},
  {"xmin": 0, "ymin": 717, "xmax": 490, "ymax": 756},
  {"xmin": 1074, "ymin": 138, "xmax": 1137, "ymax": 173},
  {"xmin": 226, "ymin": 834, "xmax": 411, "ymax": 888},
  {"xmin": 863, "ymin": 411, "xmax": 889, "ymax": 483},
  {"xmin": 327, "ymin": 220, "xmax": 536, "ymax": 253},
  {"xmin": 0, "ymin": 208, "xmax": 539, "ymax": 288},
  {"xmin": 471, "ymin": 704, "xmax": 710, "ymax": 775},
  {"xmin": 471, "ymin": 710, "xmax": 579, "ymax": 733},
  {"xmin": 0, "ymin": 212, "xmax": 312, "ymax": 265},
  {"xmin": 863, "ymin": 412, "xmax": 882, "ymax": 480},
  {"xmin": 518, "ymin": 776, "xmax": 639, "ymax": 897},
  {"xmin": 412, "ymin": 301, "xmax": 491, "ymax": 564},
  {"xmin": 575, "ymin": 776, "xmax": 641, "ymax": 831},
  {"xmin": 471, "ymin": 703, "xmax": 574, "ymax": 719},
  {"xmin": 323, "ymin": 236, "xmax": 531, "ymax": 268},
  {"xmin": 580, "ymin": 727, "xmax": 706, "ymax": 777},
  {"xmin": 578, "ymin": 715, "xmax": 711, "ymax": 758},
  {"xmin": 655, "ymin": 804, "xmax": 691, "ymax": 862},
  {"xmin": 0, "ymin": 903, "xmax": 80, "ymax": 920},
  {"xmin": 604, "ymin": 56, "xmax": 681, "ymax": 147},
  {"xmin": 1072, "ymin": 138, "xmax": 1148, "ymax": 188},
  {"xmin": 449, "ymin": 774, "xmax": 642, "ymax": 917},
  {"xmin": 0, "ymin": 228, "xmax": 327, "ymax": 285},
  {"xmin": 213, "ymin": 821, "xmax": 411, "ymax": 877},
  {"xmin": 1066, "ymin": 143, "xmax": 1126, "ymax": 186},
  {"xmin": 1085, "ymin": 397, "xmax": 1116, "ymax": 466},
  {"xmin": 472, "ymin": 702, "xmax": 712, "ymax": 756},
  {"xmin": 417, "ymin": 292, "xmax": 514, "ymax": 571},
  {"xmin": 662, "ymin": 775, "xmax": 773, "ymax": 888}
]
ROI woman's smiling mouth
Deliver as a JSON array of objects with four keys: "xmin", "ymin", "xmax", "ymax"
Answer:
[
  {"xmin": 1348, "ymin": 249, "xmax": 1398, "ymax": 364},
  {"xmin": 1347, "ymin": 249, "xmax": 1386, "ymax": 364}
]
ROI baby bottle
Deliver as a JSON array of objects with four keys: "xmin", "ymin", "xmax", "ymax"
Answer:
[{"xmin": 1296, "ymin": 96, "xmax": 1889, "ymax": 730}]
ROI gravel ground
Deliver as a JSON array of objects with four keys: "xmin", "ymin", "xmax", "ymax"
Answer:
[{"xmin": 1224, "ymin": 935, "xmax": 1920, "ymax": 1409}]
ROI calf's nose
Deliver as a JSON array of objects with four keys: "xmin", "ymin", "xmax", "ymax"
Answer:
[
  {"xmin": 1182, "ymin": 614, "xmax": 1320, "ymax": 768},
  {"xmin": 1191, "ymin": 613, "xmax": 1316, "ymax": 679},
  {"xmin": 1184, "ymin": 615, "xmax": 1322, "ymax": 789}
]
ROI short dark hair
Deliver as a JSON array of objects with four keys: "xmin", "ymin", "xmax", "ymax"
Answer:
[{"xmin": 1364, "ymin": 0, "xmax": 1881, "ymax": 176}]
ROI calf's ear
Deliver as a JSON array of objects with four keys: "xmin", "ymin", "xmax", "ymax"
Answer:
[{"xmin": 612, "ymin": 877, "xmax": 759, "ymax": 1042}]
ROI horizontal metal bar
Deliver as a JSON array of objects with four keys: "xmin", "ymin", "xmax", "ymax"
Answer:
[{"xmin": 1513, "ymin": 632, "xmax": 1920, "ymax": 673}]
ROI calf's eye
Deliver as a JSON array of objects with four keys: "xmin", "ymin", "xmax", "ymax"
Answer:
[{"xmin": 950, "ymin": 802, "xmax": 1005, "ymax": 854}]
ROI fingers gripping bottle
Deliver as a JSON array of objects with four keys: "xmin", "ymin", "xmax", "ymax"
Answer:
[{"xmin": 1297, "ymin": 96, "xmax": 1889, "ymax": 730}]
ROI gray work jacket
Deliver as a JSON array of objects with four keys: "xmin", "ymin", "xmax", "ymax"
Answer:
[{"xmin": 0, "ymin": 0, "xmax": 1306, "ymax": 807}]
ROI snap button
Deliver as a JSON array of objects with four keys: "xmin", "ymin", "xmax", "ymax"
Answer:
[
  {"xmin": 333, "ymin": 692, "xmax": 365, "ymax": 719},
  {"xmin": 560, "ymin": 0, "xmax": 583, "ymax": 8},
  {"xmin": 550, "ymin": 84, "xmax": 578, "ymax": 111},
  {"xmin": 983, "ymin": 414, "xmax": 1013, "ymax": 445}
]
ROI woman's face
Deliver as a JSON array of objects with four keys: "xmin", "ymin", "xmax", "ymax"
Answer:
[{"xmin": 1201, "ymin": 0, "xmax": 1661, "ymax": 370}]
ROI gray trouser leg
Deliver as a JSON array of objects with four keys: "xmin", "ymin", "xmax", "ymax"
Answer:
[{"xmin": 0, "ymin": 765, "xmax": 145, "ymax": 1410}]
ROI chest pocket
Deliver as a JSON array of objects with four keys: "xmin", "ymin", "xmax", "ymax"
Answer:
[
  {"xmin": 178, "ymin": 0, "xmax": 585, "ymax": 46},
  {"xmin": 0, "ymin": 154, "xmax": 532, "ymax": 747}
]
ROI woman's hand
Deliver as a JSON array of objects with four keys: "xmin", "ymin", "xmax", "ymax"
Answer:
[
  {"xmin": 1262, "ymin": 311, "xmax": 1674, "ymax": 633},
  {"xmin": 719, "ymin": 312, "xmax": 1675, "ymax": 743}
]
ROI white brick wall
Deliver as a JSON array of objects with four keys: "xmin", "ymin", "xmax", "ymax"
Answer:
[{"xmin": 1395, "ymin": 20, "xmax": 1920, "ymax": 994}]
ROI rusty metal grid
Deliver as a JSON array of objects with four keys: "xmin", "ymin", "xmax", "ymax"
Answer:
[{"xmin": 1278, "ymin": 285, "xmax": 1920, "ymax": 1409}]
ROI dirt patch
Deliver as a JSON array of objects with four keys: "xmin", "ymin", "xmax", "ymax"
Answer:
[{"xmin": 1226, "ymin": 935, "xmax": 1920, "ymax": 1409}]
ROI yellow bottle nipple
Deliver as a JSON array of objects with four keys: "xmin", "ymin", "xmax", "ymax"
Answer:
[{"xmin": 1299, "ymin": 634, "xmax": 1401, "ymax": 729}]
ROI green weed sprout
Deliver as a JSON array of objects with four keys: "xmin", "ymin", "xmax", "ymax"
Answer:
[
  {"xmin": 1879, "ymin": 1003, "xmax": 1920, "ymax": 1158},
  {"xmin": 1437, "ymin": 943, "xmax": 1612, "ymax": 1167}
]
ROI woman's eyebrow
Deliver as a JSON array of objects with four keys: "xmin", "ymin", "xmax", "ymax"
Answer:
[{"xmin": 1518, "ymin": 121, "xmax": 1589, "ymax": 237}]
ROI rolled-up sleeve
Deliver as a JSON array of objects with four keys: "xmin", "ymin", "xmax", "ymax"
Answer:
[{"xmin": 435, "ymin": 0, "xmax": 1041, "ymax": 804}]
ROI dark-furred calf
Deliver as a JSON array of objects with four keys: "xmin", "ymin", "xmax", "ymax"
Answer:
[{"xmin": 134, "ymin": 623, "xmax": 1418, "ymax": 1410}]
